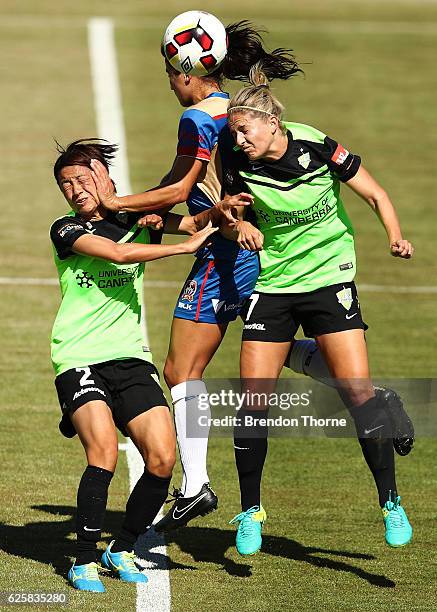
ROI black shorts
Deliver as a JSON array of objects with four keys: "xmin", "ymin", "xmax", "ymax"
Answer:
[
  {"xmin": 55, "ymin": 358, "xmax": 168, "ymax": 435},
  {"xmin": 241, "ymin": 282, "xmax": 367, "ymax": 342}
]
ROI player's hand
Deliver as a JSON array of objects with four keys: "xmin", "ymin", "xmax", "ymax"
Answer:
[
  {"xmin": 390, "ymin": 239, "xmax": 414, "ymax": 258},
  {"xmin": 182, "ymin": 222, "xmax": 219, "ymax": 254},
  {"xmin": 234, "ymin": 220, "xmax": 264, "ymax": 251},
  {"xmin": 215, "ymin": 192, "xmax": 254, "ymax": 223},
  {"xmin": 137, "ymin": 214, "xmax": 164, "ymax": 230},
  {"xmin": 90, "ymin": 159, "xmax": 122, "ymax": 211}
]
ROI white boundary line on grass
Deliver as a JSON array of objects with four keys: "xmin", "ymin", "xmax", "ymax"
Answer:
[
  {"xmin": 1, "ymin": 276, "xmax": 437, "ymax": 293},
  {"xmin": 88, "ymin": 17, "xmax": 171, "ymax": 612}
]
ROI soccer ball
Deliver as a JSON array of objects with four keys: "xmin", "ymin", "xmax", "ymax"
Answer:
[{"xmin": 163, "ymin": 11, "xmax": 227, "ymax": 76}]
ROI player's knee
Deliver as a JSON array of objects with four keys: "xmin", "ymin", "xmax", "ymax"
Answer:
[
  {"xmin": 163, "ymin": 359, "xmax": 177, "ymax": 388},
  {"xmin": 147, "ymin": 449, "xmax": 176, "ymax": 478},
  {"xmin": 86, "ymin": 443, "xmax": 118, "ymax": 472}
]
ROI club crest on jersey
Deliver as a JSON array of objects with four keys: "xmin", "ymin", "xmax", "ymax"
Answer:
[
  {"xmin": 336, "ymin": 287, "xmax": 353, "ymax": 311},
  {"xmin": 181, "ymin": 279, "xmax": 197, "ymax": 302},
  {"xmin": 298, "ymin": 150, "xmax": 311, "ymax": 169}
]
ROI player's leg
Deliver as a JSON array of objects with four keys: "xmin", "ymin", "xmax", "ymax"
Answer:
[
  {"xmin": 230, "ymin": 291, "xmax": 296, "ymax": 555},
  {"xmin": 309, "ymin": 283, "xmax": 412, "ymax": 546},
  {"xmin": 100, "ymin": 360, "xmax": 175, "ymax": 581},
  {"xmin": 157, "ymin": 255, "xmax": 258, "ymax": 531},
  {"xmin": 55, "ymin": 365, "xmax": 116, "ymax": 592},
  {"xmin": 69, "ymin": 400, "xmax": 117, "ymax": 592}
]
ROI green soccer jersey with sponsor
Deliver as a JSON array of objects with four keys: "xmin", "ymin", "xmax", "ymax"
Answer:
[
  {"xmin": 221, "ymin": 121, "xmax": 361, "ymax": 293},
  {"xmin": 50, "ymin": 211, "xmax": 158, "ymax": 376}
]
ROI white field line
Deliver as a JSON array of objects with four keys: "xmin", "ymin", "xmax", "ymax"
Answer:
[
  {"xmin": 1, "ymin": 276, "xmax": 437, "ymax": 293},
  {"xmin": 88, "ymin": 17, "xmax": 170, "ymax": 612},
  {"xmin": 2, "ymin": 15, "xmax": 437, "ymax": 35}
]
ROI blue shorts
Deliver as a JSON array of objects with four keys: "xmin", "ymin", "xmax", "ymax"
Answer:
[{"xmin": 174, "ymin": 251, "xmax": 260, "ymax": 324}]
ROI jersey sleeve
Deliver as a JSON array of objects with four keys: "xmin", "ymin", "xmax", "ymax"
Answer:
[
  {"xmin": 218, "ymin": 126, "xmax": 249, "ymax": 196},
  {"xmin": 177, "ymin": 109, "xmax": 217, "ymax": 161},
  {"xmin": 50, "ymin": 217, "xmax": 87, "ymax": 259},
  {"xmin": 322, "ymin": 136, "xmax": 361, "ymax": 182}
]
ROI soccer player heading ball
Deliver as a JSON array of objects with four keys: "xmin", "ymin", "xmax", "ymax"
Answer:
[{"xmin": 217, "ymin": 62, "xmax": 414, "ymax": 555}]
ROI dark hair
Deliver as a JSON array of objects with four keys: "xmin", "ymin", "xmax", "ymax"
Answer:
[
  {"xmin": 53, "ymin": 138, "xmax": 118, "ymax": 181},
  {"xmin": 162, "ymin": 20, "xmax": 302, "ymax": 86},
  {"xmin": 218, "ymin": 21, "xmax": 302, "ymax": 84}
]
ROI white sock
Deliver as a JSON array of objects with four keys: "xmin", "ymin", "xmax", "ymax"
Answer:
[
  {"xmin": 287, "ymin": 339, "xmax": 334, "ymax": 386},
  {"xmin": 171, "ymin": 379, "xmax": 211, "ymax": 498}
]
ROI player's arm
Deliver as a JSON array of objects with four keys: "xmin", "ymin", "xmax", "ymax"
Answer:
[
  {"xmin": 346, "ymin": 166, "xmax": 414, "ymax": 258},
  {"xmin": 70, "ymin": 227, "xmax": 217, "ymax": 263},
  {"xmin": 50, "ymin": 218, "xmax": 217, "ymax": 264},
  {"xmin": 90, "ymin": 156, "xmax": 205, "ymax": 213}
]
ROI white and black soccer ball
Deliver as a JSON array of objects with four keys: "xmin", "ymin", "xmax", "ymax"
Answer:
[{"xmin": 163, "ymin": 10, "xmax": 227, "ymax": 76}]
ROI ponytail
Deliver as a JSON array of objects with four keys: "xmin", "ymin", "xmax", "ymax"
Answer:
[
  {"xmin": 215, "ymin": 21, "xmax": 302, "ymax": 83},
  {"xmin": 228, "ymin": 63, "xmax": 287, "ymax": 134}
]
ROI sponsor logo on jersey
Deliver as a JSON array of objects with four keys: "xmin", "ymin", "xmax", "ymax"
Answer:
[
  {"xmin": 212, "ymin": 299, "xmax": 244, "ymax": 314},
  {"xmin": 58, "ymin": 223, "xmax": 83, "ymax": 237},
  {"xmin": 178, "ymin": 301, "xmax": 193, "ymax": 311},
  {"xmin": 331, "ymin": 144, "xmax": 349, "ymax": 165},
  {"xmin": 76, "ymin": 271, "xmax": 94, "ymax": 288},
  {"xmin": 97, "ymin": 268, "xmax": 135, "ymax": 289},
  {"xmin": 336, "ymin": 287, "xmax": 353, "ymax": 311},
  {"xmin": 244, "ymin": 323, "xmax": 266, "ymax": 331},
  {"xmin": 298, "ymin": 149, "xmax": 311, "ymax": 169},
  {"xmin": 339, "ymin": 262, "xmax": 353, "ymax": 271},
  {"xmin": 181, "ymin": 279, "xmax": 197, "ymax": 302},
  {"xmin": 256, "ymin": 209, "xmax": 271, "ymax": 224},
  {"xmin": 211, "ymin": 299, "xmax": 225, "ymax": 313},
  {"xmin": 72, "ymin": 386, "xmax": 106, "ymax": 401}
]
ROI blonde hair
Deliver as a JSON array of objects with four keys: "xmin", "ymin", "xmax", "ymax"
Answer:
[{"xmin": 228, "ymin": 63, "xmax": 286, "ymax": 133}]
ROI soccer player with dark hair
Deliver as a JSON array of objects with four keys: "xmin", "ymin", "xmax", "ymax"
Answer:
[
  {"xmin": 89, "ymin": 17, "xmax": 343, "ymax": 531},
  {"xmin": 217, "ymin": 64, "xmax": 414, "ymax": 556},
  {"xmin": 51, "ymin": 138, "xmax": 226, "ymax": 592}
]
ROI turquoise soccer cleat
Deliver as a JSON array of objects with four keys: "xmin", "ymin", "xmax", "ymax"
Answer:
[
  {"xmin": 229, "ymin": 505, "xmax": 267, "ymax": 556},
  {"xmin": 101, "ymin": 540, "xmax": 148, "ymax": 583},
  {"xmin": 67, "ymin": 562, "xmax": 105, "ymax": 592},
  {"xmin": 382, "ymin": 494, "xmax": 413, "ymax": 547}
]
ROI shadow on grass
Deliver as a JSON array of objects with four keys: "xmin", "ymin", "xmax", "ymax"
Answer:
[
  {"xmin": 163, "ymin": 526, "xmax": 395, "ymax": 587},
  {"xmin": 0, "ymin": 504, "xmax": 395, "ymax": 587},
  {"xmin": 0, "ymin": 504, "xmax": 193, "ymax": 580}
]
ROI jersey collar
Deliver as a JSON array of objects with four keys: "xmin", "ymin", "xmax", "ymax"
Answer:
[{"xmin": 206, "ymin": 91, "xmax": 229, "ymax": 100}]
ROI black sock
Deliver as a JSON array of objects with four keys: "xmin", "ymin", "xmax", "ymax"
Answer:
[
  {"xmin": 76, "ymin": 465, "xmax": 113, "ymax": 566},
  {"xmin": 111, "ymin": 469, "xmax": 171, "ymax": 553},
  {"xmin": 350, "ymin": 396, "xmax": 397, "ymax": 507},
  {"xmin": 234, "ymin": 409, "xmax": 268, "ymax": 512}
]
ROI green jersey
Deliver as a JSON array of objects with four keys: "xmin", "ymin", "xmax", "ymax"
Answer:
[
  {"xmin": 221, "ymin": 122, "xmax": 361, "ymax": 293},
  {"xmin": 50, "ymin": 211, "xmax": 159, "ymax": 376}
]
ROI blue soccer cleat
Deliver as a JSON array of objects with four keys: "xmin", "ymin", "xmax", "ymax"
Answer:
[
  {"xmin": 101, "ymin": 540, "xmax": 148, "ymax": 583},
  {"xmin": 229, "ymin": 505, "xmax": 267, "ymax": 556},
  {"xmin": 67, "ymin": 562, "xmax": 105, "ymax": 592},
  {"xmin": 382, "ymin": 494, "xmax": 413, "ymax": 547}
]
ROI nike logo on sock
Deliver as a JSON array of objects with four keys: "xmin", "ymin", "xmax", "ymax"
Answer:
[
  {"xmin": 364, "ymin": 424, "xmax": 384, "ymax": 435},
  {"xmin": 172, "ymin": 493, "xmax": 208, "ymax": 520},
  {"xmin": 83, "ymin": 526, "xmax": 100, "ymax": 532},
  {"xmin": 234, "ymin": 445, "xmax": 250, "ymax": 450}
]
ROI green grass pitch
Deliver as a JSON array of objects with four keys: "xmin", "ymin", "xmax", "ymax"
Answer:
[{"xmin": 0, "ymin": 1, "xmax": 436, "ymax": 610}]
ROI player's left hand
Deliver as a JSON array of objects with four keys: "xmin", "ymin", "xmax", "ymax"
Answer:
[
  {"xmin": 390, "ymin": 239, "xmax": 414, "ymax": 258},
  {"xmin": 137, "ymin": 214, "xmax": 164, "ymax": 230},
  {"xmin": 90, "ymin": 159, "xmax": 122, "ymax": 211},
  {"xmin": 234, "ymin": 220, "xmax": 264, "ymax": 251}
]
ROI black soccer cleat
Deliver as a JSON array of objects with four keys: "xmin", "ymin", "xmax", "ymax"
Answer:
[
  {"xmin": 154, "ymin": 483, "xmax": 218, "ymax": 532},
  {"xmin": 375, "ymin": 387, "xmax": 415, "ymax": 456},
  {"xmin": 59, "ymin": 413, "xmax": 77, "ymax": 438}
]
